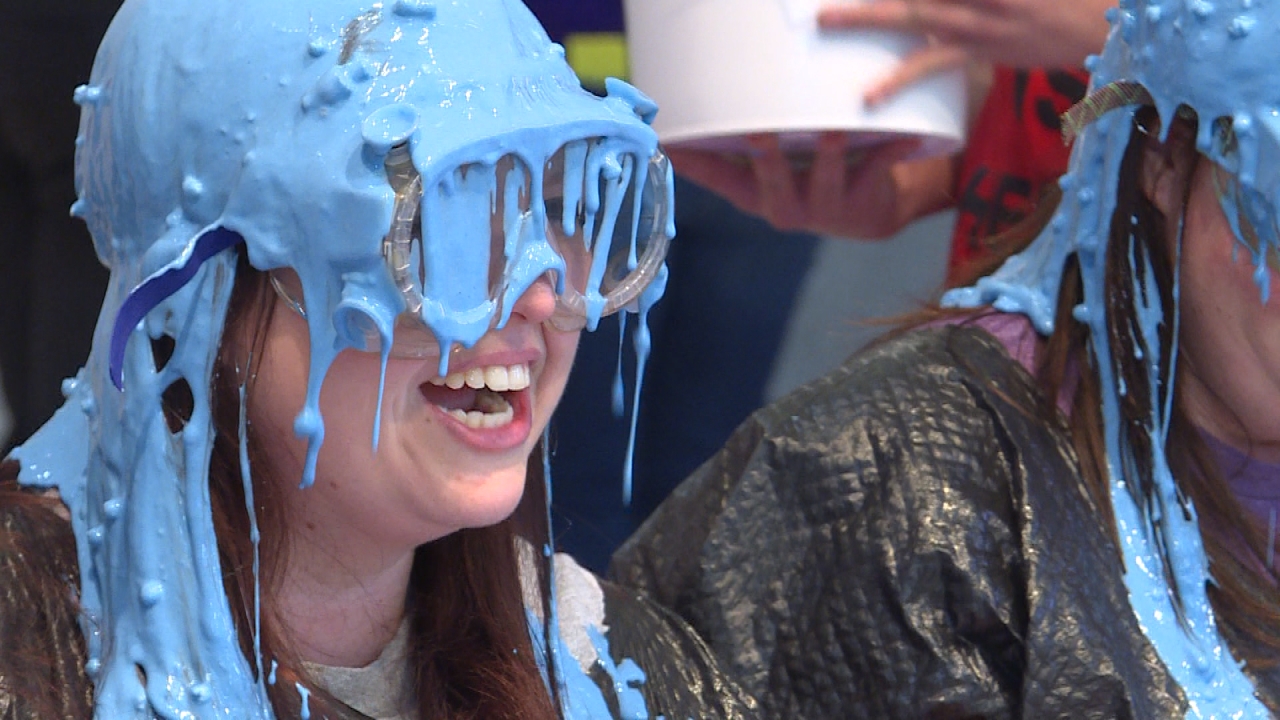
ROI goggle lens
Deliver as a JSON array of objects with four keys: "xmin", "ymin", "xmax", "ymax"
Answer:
[{"xmin": 544, "ymin": 146, "xmax": 672, "ymax": 329}]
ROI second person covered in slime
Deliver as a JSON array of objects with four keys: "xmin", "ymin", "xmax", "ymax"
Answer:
[{"xmin": 614, "ymin": 0, "xmax": 1280, "ymax": 716}]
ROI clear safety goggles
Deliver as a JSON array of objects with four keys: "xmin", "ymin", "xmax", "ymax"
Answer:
[{"xmin": 271, "ymin": 139, "xmax": 672, "ymax": 355}]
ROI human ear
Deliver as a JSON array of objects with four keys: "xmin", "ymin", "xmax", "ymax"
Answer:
[{"xmin": 1139, "ymin": 117, "xmax": 1197, "ymax": 218}]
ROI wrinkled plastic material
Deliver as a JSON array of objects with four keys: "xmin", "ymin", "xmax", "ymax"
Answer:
[{"xmin": 613, "ymin": 326, "xmax": 1280, "ymax": 718}]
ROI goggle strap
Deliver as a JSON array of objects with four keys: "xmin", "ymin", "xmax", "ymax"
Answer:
[
  {"xmin": 109, "ymin": 227, "xmax": 245, "ymax": 390},
  {"xmin": 1062, "ymin": 81, "xmax": 1154, "ymax": 143}
]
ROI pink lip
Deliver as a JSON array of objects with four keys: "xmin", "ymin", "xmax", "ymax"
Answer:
[{"xmin": 426, "ymin": 386, "xmax": 534, "ymax": 452}]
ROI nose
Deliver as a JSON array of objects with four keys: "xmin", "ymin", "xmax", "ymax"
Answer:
[{"xmin": 510, "ymin": 272, "xmax": 559, "ymax": 325}]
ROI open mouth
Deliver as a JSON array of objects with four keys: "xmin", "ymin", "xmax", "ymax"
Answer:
[{"xmin": 419, "ymin": 363, "xmax": 531, "ymax": 429}]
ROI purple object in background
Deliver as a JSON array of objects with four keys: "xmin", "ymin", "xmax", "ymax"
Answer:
[{"xmin": 522, "ymin": 0, "xmax": 624, "ymax": 41}]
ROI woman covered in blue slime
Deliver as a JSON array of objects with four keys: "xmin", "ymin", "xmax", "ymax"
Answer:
[
  {"xmin": 614, "ymin": 0, "xmax": 1280, "ymax": 717},
  {"xmin": 0, "ymin": 0, "xmax": 759, "ymax": 718}
]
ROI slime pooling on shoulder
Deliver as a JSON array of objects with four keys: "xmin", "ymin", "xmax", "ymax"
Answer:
[
  {"xmin": 945, "ymin": 0, "xmax": 1278, "ymax": 715},
  {"xmin": 14, "ymin": 0, "xmax": 670, "ymax": 717}
]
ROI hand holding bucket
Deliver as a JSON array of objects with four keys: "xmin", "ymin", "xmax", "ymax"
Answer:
[
  {"xmin": 622, "ymin": 0, "xmax": 968, "ymax": 157},
  {"xmin": 817, "ymin": 0, "xmax": 1112, "ymax": 104},
  {"xmin": 621, "ymin": 0, "xmax": 967, "ymax": 238}
]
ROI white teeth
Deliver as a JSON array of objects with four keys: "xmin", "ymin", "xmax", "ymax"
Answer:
[
  {"xmin": 508, "ymin": 364, "xmax": 530, "ymax": 391},
  {"xmin": 484, "ymin": 366, "xmax": 511, "ymax": 392},
  {"xmin": 445, "ymin": 397, "xmax": 515, "ymax": 429},
  {"xmin": 427, "ymin": 363, "xmax": 532, "ymax": 393},
  {"xmin": 426, "ymin": 363, "xmax": 530, "ymax": 430}
]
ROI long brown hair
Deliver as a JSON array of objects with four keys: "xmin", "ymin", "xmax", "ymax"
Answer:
[
  {"xmin": 944, "ymin": 108, "xmax": 1280, "ymax": 676},
  {"xmin": 0, "ymin": 461, "xmax": 93, "ymax": 718}
]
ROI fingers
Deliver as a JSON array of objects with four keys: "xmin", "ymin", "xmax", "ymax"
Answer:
[
  {"xmin": 745, "ymin": 134, "xmax": 807, "ymax": 230},
  {"xmin": 817, "ymin": 2, "xmax": 915, "ymax": 32},
  {"xmin": 669, "ymin": 134, "xmax": 927, "ymax": 238},
  {"xmin": 808, "ymin": 132, "xmax": 851, "ymax": 226},
  {"xmin": 664, "ymin": 148, "xmax": 762, "ymax": 215},
  {"xmin": 835, "ymin": 137, "xmax": 927, "ymax": 239},
  {"xmin": 864, "ymin": 44, "xmax": 969, "ymax": 106},
  {"xmin": 818, "ymin": 1, "xmax": 992, "ymax": 46}
]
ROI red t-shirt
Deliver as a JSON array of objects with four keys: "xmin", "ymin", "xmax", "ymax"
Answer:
[{"xmin": 948, "ymin": 65, "xmax": 1090, "ymax": 284}]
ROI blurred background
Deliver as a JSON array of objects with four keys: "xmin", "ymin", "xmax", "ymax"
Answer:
[{"xmin": 1, "ymin": 1, "xmax": 117, "ymax": 456}]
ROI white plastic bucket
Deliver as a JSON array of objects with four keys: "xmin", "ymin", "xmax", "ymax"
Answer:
[{"xmin": 621, "ymin": 0, "xmax": 967, "ymax": 157}]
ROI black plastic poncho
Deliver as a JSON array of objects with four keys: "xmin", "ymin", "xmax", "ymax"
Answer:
[{"xmin": 613, "ymin": 325, "xmax": 1280, "ymax": 718}]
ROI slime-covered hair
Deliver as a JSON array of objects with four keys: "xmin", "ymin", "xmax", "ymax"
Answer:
[
  {"xmin": 946, "ymin": 0, "xmax": 1278, "ymax": 715},
  {"xmin": 12, "ymin": 0, "xmax": 667, "ymax": 716}
]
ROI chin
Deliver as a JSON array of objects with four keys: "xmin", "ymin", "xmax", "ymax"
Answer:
[{"xmin": 448, "ymin": 465, "xmax": 531, "ymax": 530}]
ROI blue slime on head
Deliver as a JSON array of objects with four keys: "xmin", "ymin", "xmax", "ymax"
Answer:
[
  {"xmin": 944, "ymin": 0, "xmax": 1278, "ymax": 715},
  {"xmin": 13, "ymin": 0, "xmax": 670, "ymax": 717}
]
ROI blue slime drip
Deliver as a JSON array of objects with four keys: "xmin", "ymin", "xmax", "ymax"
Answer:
[
  {"xmin": 538, "ymin": 431, "xmax": 651, "ymax": 717},
  {"xmin": 238, "ymin": 384, "xmax": 269, "ymax": 704},
  {"xmin": 944, "ymin": 0, "xmax": 1276, "ymax": 714},
  {"xmin": 295, "ymin": 683, "xmax": 310, "ymax": 720},
  {"xmin": 587, "ymin": 627, "xmax": 649, "ymax": 720},
  {"xmin": 527, "ymin": 609, "xmax": 612, "ymax": 718},
  {"xmin": 15, "ymin": 0, "xmax": 669, "ymax": 717},
  {"xmin": 541, "ymin": 430, "xmax": 568, "ymax": 704},
  {"xmin": 527, "ymin": 610, "xmax": 656, "ymax": 719},
  {"xmin": 612, "ymin": 313, "xmax": 628, "ymax": 417},
  {"xmin": 622, "ymin": 267, "xmax": 667, "ymax": 506}
]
